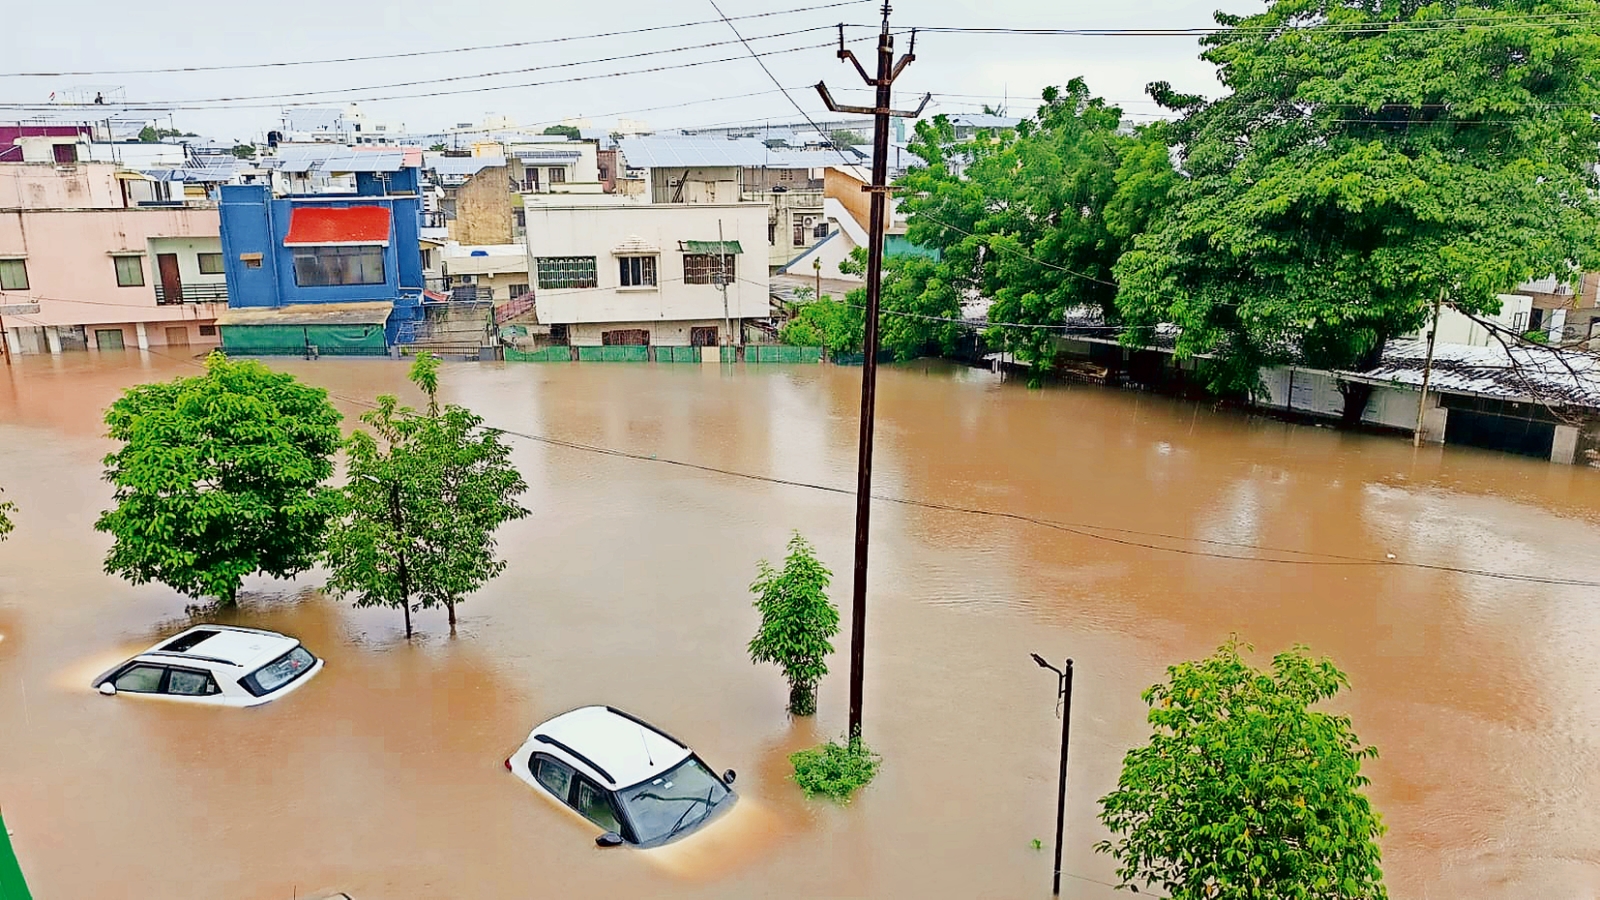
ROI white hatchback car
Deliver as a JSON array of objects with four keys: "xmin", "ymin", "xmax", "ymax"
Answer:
[
  {"xmin": 506, "ymin": 706, "xmax": 738, "ymax": 848},
  {"xmin": 93, "ymin": 625, "xmax": 324, "ymax": 707}
]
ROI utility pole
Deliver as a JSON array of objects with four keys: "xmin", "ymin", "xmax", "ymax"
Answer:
[
  {"xmin": 817, "ymin": 5, "xmax": 929, "ymax": 742},
  {"xmin": 717, "ymin": 218, "xmax": 732, "ymax": 350},
  {"xmin": 1413, "ymin": 287, "xmax": 1445, "ymax": 447}
]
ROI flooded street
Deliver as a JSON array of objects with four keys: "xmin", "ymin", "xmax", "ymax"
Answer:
[{"xmin": 4, "ymin": 352, "xmax": 1600, "ymax": 899}]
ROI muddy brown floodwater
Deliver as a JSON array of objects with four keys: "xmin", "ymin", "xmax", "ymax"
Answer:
[{"xmin": 4, "ymin": 352, "xmax": 1600, "ymax": 899}]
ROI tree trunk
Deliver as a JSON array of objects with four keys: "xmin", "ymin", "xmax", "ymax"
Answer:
[
  {"xmin": 446, "ymin": 597, "xmax": 456, "ymax": 632},
  {"xmin": 402, "ymin": 600, "xmax": 412, "ymax": 639},
  {"xmin": 788, "ymin": 680, "xmax": 817, "ymax": 717},
  {"xmin": 1337, "ymin": 338, "xmax": 1387, "ymax": 428}
]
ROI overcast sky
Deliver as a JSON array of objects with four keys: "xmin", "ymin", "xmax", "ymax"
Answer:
[{"xmin": 2, "ymin": 0, "xmax": 1233, "ymax": 142}]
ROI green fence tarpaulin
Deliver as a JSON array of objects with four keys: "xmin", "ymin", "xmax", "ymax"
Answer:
[
  {"xmin": 221, "ymin": 324, "xmax": 387, "ymax": 357},
  {"xmin": 0, "ymin": 808, "xmax": 33, "ymax": 900}
]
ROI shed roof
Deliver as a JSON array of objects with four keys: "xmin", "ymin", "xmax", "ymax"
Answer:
[
  {"xmin": 216, "ymin": 301, "xmax": 394, "ymax": 327},
  {"xmin": 284, "ymin": 206, "xmax": 391, "ymax": 246}
]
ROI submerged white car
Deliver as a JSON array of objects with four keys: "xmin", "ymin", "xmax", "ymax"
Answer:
[
  {"xmin": 93, "ymin": 625, "xmax": 323, "ymax": 707},
  {"xmin": 506, "ymin": 706, "xmax": 738, "ymax": 848}
]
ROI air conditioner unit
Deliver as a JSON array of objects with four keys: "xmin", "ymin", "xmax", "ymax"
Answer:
[{"xmin": 802, "ymin": 216, "xmax": 817, "ymax": 227}]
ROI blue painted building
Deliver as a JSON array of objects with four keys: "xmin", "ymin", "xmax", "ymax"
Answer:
[{"xmin": 216, "ymin": 154, "xmax": 426, "ymax": 355}]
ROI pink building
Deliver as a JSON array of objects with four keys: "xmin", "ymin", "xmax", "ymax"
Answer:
[{"xmin": 0, "ymin": 162, "xmax": 225, "ymax": 356}]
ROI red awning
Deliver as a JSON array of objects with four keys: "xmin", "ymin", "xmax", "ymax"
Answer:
[{"xmin": 283, "ymin": 206, "xmax": 391, "ymax": 246}]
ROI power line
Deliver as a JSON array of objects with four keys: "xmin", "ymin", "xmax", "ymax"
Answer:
[
  {"xmin": 21, "ymin": 27, "xmax": 842, "ymax": 109},
  {"xmin": 34, "ymin": 337, "xmax": 1596, "ymax": 589},
  {"xmin": 0, "ymin": 1, "xmax": 875, "ymax": 78},
  {"xmin": 888, "ymin": 12, "xmax": 1600, "ymax": 37},
  {"xmin": 0, "ymin": 38, "xmax": 871, "ymax": 112}
]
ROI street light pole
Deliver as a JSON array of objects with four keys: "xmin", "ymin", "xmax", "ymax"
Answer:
[{"xmin": 1031, "ymin": 653, "xmax": 1075, "ymax": 896}]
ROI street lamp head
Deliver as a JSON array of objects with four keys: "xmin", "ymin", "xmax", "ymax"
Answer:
[{"xmin": 1030, "ymin": 653, "xmax": 1051, "ymax": 670}]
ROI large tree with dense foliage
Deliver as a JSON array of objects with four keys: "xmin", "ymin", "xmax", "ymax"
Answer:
[
  {"xmin": 1097, "ymin": 639, "xmax": 1386, "ymax": 899},
  {"xmin": 1114, "ymin": 0, "xmax": 1600, "ymax": 411},
  {"xmin": 95, "ymin": 353, "xmax": 343, "ymax": 605},
  {"xmin": 324, "ymin": 354, "xmax": 527, "ymax": 637},
  {"xmin": 895, "ymin": 81, "xmax": 1177, "ymax": 368},
  {"xmin": 0, "ymin": 487, "xmax": 14, "ymax": 541}
]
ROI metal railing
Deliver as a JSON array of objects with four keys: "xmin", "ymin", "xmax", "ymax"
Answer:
[{"xmin": 154, "ymin": 283, "xmax": 229, "ymax": 305}]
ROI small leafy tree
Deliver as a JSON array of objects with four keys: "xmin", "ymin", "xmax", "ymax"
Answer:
[
  {"xmin": 748, "ymin": 532, "xmax": 839, "ymax": 716},
  {"xmin": 95, "ymin": 353, "xmax": 343, "ymax": 605},
  {"xmin": 428, "ymin": 142, "xmax": 448, "ymax": 152},
  {"xmin": 0, "ymin": 487, "xmax": 14, "ymax": 541},
  {"xmin": 1097, "ymin": 639, "xmax": 1387, "ymax": 900},
  {"xmin": 323, "ymin": 354, "xmax": 527, "ymax": 637},
  {"xmin": 828, "ymin": 129, "xmax": 863, "ymax": 148},
  {"xmin": 230, "ymin": 144, "xmax": 255, "ymax": 160},
  {"xmin": 542, "ymin": 124, "xmax": 582, "ymax": 140}
]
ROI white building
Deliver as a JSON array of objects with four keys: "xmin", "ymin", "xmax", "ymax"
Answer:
[{"xmin": 522, "ymin": 201, "xmax": 769, "ymax": 347}]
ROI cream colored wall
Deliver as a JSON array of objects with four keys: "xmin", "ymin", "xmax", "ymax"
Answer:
[
  {"xmin": 524, "ymin": 202, "xmax": 770, "ymax": 329},
  {"xmin": 567, "ymin": 319, "xmax": 731, "ymax": 347},
  {"xmin": 0, "ymin": 162, "xmax": 125, "ymax": 210}
]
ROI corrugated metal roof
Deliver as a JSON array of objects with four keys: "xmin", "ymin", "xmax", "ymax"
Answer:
[
  {"xmin": 1344, "ymin": 339, "xmax": 1600, "ymax": 408},
  {"xmin": 617, "ymin": 136, "xmax": 860, "ymax": 170}
]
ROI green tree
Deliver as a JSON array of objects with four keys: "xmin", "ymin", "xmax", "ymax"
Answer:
[
  {"xmin": 138, "ymin": 125, "xmax": 160, "ymax": 143},
  {"xmin": 829, "ymin": 129, "xmax": 863, "ymax": 147},
  {"xmin": 429, "ymin": 142, "xmax": 448, "ymax": 152},
  {"xmin": 542, "ymin": 124, "xmax": 582, "ymax": 140},
  {"xmin": 230, "ymin": 144, "xmax": 255, "ymax": 160},
  {"xmin": 323, "ymin": 354, "xmax": 528, "ymax": 637},
  {"xmin": 748, "ymin": 532, "xmax": 839, "ymax": 716},
  {"xmin": 779, "ymin": 294, "xmax": 860, "ymax": 356},
  {"xmin": 0, "ymin": 487, "xmax": 14, "ymax": 541},
  {"xmin": 1097, "ymin": 639, "xmax": 1386, "ymax": 899},
  {"xmin": 95, "ymin": 353, "xmax": 343, "ymax": 605},
  {"xmin": 1113, "ymin": 0, "xmax": 1600, "ymax": 413},
  {"xmin": 895, "ymin": 82, "xmax": 1176, "ymax": 369}
]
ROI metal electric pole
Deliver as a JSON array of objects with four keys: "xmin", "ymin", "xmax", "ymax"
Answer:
[{"xmin": 817, "ymin": 5, "xmax": 929, "ymax": 742}]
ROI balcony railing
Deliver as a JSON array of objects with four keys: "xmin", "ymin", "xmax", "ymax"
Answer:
[{"xmin": 154, "ymin": 283, "xmax": 229, "ymax": 305}]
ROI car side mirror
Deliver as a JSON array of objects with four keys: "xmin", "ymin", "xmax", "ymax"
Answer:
[
  {"xmin": 98, "ymin": 683, "xmax": 117, "ymax": 696},
  {"xmin": 595, "ymin": 831, "xmax": 624, "ymax": 848},
  {"xmin": 722, "ymin": 769, "xmax": 736, "ymax": 785}
]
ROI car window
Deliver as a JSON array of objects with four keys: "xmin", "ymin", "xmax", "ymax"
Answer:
[
  {"xmin": 534, "ymin": 756, "xmax": 574, "ymax": 799},
  {"xmin": 240, "ymin": 646, "xmax": 316, "ymax": 696},
  {"xmin": 166, "ymin": 669, "xmax": 218, "ymax": 696},
  {"xmin": 620, "ymin": 756, "xmax": 731, "ymax": 844},
  {"xmin": 113, "ymin": 665, "xmax": 165, "ymax": 693},
  {"xmin": 574, "ymin": 778, "xmax": 624, "ymax": 835}
]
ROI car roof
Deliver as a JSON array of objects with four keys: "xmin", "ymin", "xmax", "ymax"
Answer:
[
  {"xmin": 141, "ymin": 625, "xmax": 300, "ymax": 670},
  {"xmin": 532, "ymin": 706, "xmax": 693, "ymax": 789}
]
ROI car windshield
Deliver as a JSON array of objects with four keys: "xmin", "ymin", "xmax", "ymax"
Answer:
[
  {"xmin": 241, "ymin": 646, "xmax": 315, "ymax": 696},
  {"xmin": 620, "ymin": 756, "xmax": 730, "ymax": 845}
]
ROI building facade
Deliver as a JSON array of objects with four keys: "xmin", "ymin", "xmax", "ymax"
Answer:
[
  {"xmin": 216, "ymin": 163, "xmax": 425, "ymax": 355},
  {"xmin": 522, "ymin": 201, "xmax": 768, "ymax": 346},
  {"xmin": 0, "ymin": 162, "xmax": 225, "ymax": 356}
]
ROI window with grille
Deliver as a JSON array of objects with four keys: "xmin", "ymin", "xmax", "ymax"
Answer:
[
  {"xmin": 683, "ymin": 254, "xmax": 735, "ymax": 285},
  {"xmin": 793, "ymin": 223, "xmax": 806, "ymax": 247},
  {"xmin": 813, "ymin": 222, "xmax": 829, "ymax": 238},
  {"xmin": 113, "ymin": 255, "xmax": 144, "ymax": 287},
  {"xmin": 197, "ymin": 253, "xmax": 224, "ymax": 275},
  {"xmin": 292, "ymin": 246, "xmax": 385, "ymax": 287},
  {"xmin": 768, "ymin": 222, "xmax": 776, "ymax": 244},
  {"xmin": 198, "ymin": 324, "xmax": 217, "ymax": 336},
  {"xmin": 536, "ymin": 256, "xmax": 597, "ymax": 289},
  {"xmin": 507, "ymin": 283, "xmax": 529, "ymax": 298},
  {"xmin": 549, "ymin": 168, "xmax": 566, "ymax": 184},
  {"xmin": 618, "ymin": 255, "xmax": 657, "ymax": 288},
  {"xmin": 0, "ymin": 259, "xmax": 27, "ymax": 290}
]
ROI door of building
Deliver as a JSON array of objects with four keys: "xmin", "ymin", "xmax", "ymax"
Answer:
[
  {"xmin": 95, "ymin": 329, "xmax": 125, "ymax": 350},
  {"xmin": 165, "ymin": 326, "xmax": 190, "ymax": 347},
  {"xmin": 690, "ymin": 326, "xmax": 719, "ymax": 347},
  {"xmin": 157, "ymin": 254, "xmax": 183, "ymax": 305}
]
